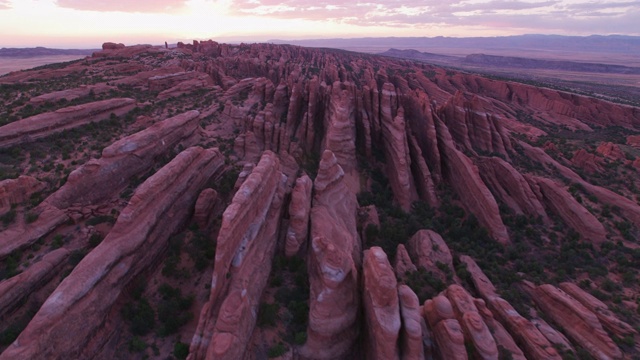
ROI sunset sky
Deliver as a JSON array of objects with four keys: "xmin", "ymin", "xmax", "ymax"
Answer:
[{"xmin": 0, "ymin": 0, "xmax": 638, "ymax": 48}]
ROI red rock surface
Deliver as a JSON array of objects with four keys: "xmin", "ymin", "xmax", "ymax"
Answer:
[
  {"xmin": 46, "ymin": 110, "xmax": 202, "ymax": 209},
  {"xmin": 194, "ymin": 188, "xmax": 218, "ymax": 230},
  {"xmin": 528, "ymin": 175, "xmax": 606, "ymax": 243},
  {"xmin": 1, "ymin": 147, "xmax": 224, "ymax": 360},
  {"xmin": 0, "ymin": 248, "xmax": 69, "ymax": 319},
  {"xmin": 0, "ymin": 98, "xmax": 136, "ymax": 148},
  {"xmin": 381, "ymin": 101, "xmax": 419, "ymax": 211},
  {"xmin": 285, "ymin": 174, "xmax": 313, "ymax": 257},
  {"xmin": 0, "ymin": 176, "xmax": 45, "ymax": 215},
  {"xmin": 446, "ymin": 285, "xmax": 499, "ymax": 360},
  {"xmin": 436, "ymin": 118, "xmax": 509, "ymax": 244},
  {"xmin": 28, "ymin": 84, "xmax": 115, "ymax": 106},
  {"xmin": 362, "ymin": 247, "xmax": 401, "ymax": 360},
  {"xmin": 460, "ymin": 256, "xmax": 561, "ymax": 360},
  {"xmin": 627, "ymin": 135, "xmax": 640, "ymax": 147},
  {"xmin": 407, "ymin": 229, "xmax": 453, "ymax": 282},
  {"xmin": 596, "ymin": 142, "xmax": 625, "ymax": 161},
  {"xmin": 324, "ymin": 81, "xmax": 357, "ymax": 173},
  {"xmin": 393, "ymin": 244, "xmax": 417, "ymax": 279},
  {"xmin": 397, "ymin": 285, "xmax": 425, "ymax": 360},
  {"xmin": 559, "ymin": 282, "xmax": 637, "ymax": 338},
  {"xmin": 526, "ymin": 283, "xmax": 622, "ymax": 360},
  {"xmin": 474, "ymin": 299, "xmax": 526, "ymax": 360},
  {"xmin": 571, "ymin": 149, "xmax": 603, "ymax": 174},
  {"xmin": 0, "ymin": 204, "xmax": 68, "ymax": 260},
  {"xmin": 477, "ymin": 157, "xmax": 548, "ymax": 221},
  {"xmin": 423, "ymin": 295, "xmax": 467, "ymax": 359},
  {"xmin": 438, "ymin": 91, "xmax": 512, "ymax": 157},
  {"xmin": 301, "ymin": 150, "xmax": 361, "ymax": 360},
  {"xmin": 190, "ymin": 151, "xmax": 285, "ymax": 360}
]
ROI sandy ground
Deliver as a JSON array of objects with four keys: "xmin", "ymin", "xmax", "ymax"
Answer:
[{"xmin": 0, "ymin": 55, "xmax": 88, "ymax": 76}]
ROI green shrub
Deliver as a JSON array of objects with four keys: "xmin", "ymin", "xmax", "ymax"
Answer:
[
  {"xmin": 127, "ymin": 336, "xmax": 146, "ymax": 353},
  {"xmin": 121, "ymin": 298, "xmax": 155, "ymax": 336},
  {"xmin": 267, "ymin": 343, "xmax": 287, "ymax": 358},
  {"xmin": 173, "ymin": 342, "xmax": 190, "ymax": 359},
  {"xmin": 257, "ymin": 302, "xmax": 279, "ymax": 328}
]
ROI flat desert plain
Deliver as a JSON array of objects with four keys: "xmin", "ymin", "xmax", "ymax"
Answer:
[{"xmin": 0, "ymin": 55, "xmax": 87, "ymax": 76}]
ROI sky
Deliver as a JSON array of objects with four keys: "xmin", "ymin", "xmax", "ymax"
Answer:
[{"xmin": 0, "ymin": 0, "xmax": 638, "ymax": 48}]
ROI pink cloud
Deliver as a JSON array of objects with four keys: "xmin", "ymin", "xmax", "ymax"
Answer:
[
  {"xmin": 0, "ymin": 0, "xmax": 11, "ymax": 10},
  {"xmin": 56, "ymin": 0, "xmax": 187, "ymax": 13}
]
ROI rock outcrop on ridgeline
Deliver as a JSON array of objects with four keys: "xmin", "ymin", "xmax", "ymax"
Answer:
[
  {"xmin": 0, "ymin": 176, "xmax": 45, "ymax": 215},
  {"xmin": 435, "ymin": 118, "xmax": 509, "ymax": 244},
  {"xmin": 28, "ymin": 84, "xmax": 115, "ymax": 106},
  {"xmin": 0, "ymin": 248, "xmax": 69, "ymax": 319},
  {"xmin": 527, "ymin": 176, "xmax": 606, "ymax": 243},
  {"xmin": 189, "ymin": 151, "xmax": 286, "ymax": 360},
  {"xmin": 362, "ymin": 247, "xmax": 401, "ymax": 360},
  {"xmin": 46, "ymin": 110, "xmax": 202, "ymax": 209},
  {"xmin": 459, "ymin": 256, "xmax": 561, "ymax": 360},
  {"xmin": 524, "ymin": 283, "xmax": 622, "ymax": 360},
  {"xmin": 438, "ymin": 91, "xmax": 512, "ymax": 157},
  {"xmin": 0, "ymin": 147, "xmax": 224, "ymax": 360},
  {"xmin": 324, "ymin": 81, "xmax": 357, "ymax": 173},
  {"xmin": 0, "ymin": 98, "xmax": 136, "ymax": 148},
  {"xmin": 381, "ymin": 101, "xmax": 419, "ymax": 212},
  {"xmin": 0, "ymin": 204, "xmax": 68, "ymax": 260},
  {"xmin": 301, "ymin": 150, "xmax": 361, "ymax": 360},
  {"xmin": 476, "ymin": 157, "xmax": 548, "ymax": 222},
  {"xmin": 0, "ymin": 111, "xmax": 202, "ymax": 261},
  {"xmin": 571, "ymin": 149, "xmax": 603, "ymax": 174},
  {"xmin": 558, "ymin": 282, "xmax": 637, "ymax": 338},
  {"xmin": 474, "ymin": 299, "xmax": 526, "ymax": 360},
  {"xmin": 285, "ymin": 174, "xmax": 313, "ymax": 257}
]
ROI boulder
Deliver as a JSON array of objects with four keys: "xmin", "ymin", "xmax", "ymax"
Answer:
[
  {"xmin": 407, "ymin": 229, "xmax": 453, "ymax": 283},
  {"xmin": 393, "ymin": 244, "xmax": 417, "ymax": 279}
]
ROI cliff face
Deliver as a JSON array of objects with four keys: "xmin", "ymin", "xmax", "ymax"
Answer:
[{"xmin": 1, "ymin": 41, "xmax": 639, "ymax": 360}]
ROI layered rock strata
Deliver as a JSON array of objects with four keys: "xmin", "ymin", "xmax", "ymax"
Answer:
[
  {"xmin": 0, "ymin": 146, "xmax": 224, "ymax": 360},
  {"xmin": 189, "ymin": 151, "xmax": 286, "ymax": 360},
  {"xmin": 0, "ymin": 98, "xmax": 136, "ymax": 148},
  {"xmin": 300, "ymin": 150, "xmax": 361, "ymax": 360},
  {"xmin": 526, "ymin": 283, "xmax": 623, "ymax": 360},
  {"xmin": 362, "ymin": 247, "xmax": 401, "ymax": 360},
  {"xmin": 285, "ymin": 174, "xmax": 313, "ymax": 257},
  {"xmin": 0, "ymin": 249, "xmax": 69, "ymax": 319}
]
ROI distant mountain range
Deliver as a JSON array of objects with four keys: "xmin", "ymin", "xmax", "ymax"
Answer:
[
  {"xmin": 380, "ymin": 48, "xmax": 640, "ymax": 75},
  {"xmin": 0, "ymin": 47, "xmax": 97, "ymax": 57},
  {"xmin": 271, "ymin": 34, "xmax": 640, "ymax": 54}
]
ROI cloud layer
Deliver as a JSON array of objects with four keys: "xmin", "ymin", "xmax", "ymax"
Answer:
[
  {"xmin": 56, "ymin": 0, "xmax": 187, "ymax": 13},
  {"xmin": 228, "ymin": 0, "xmax": 639, "ymax": 34}
]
